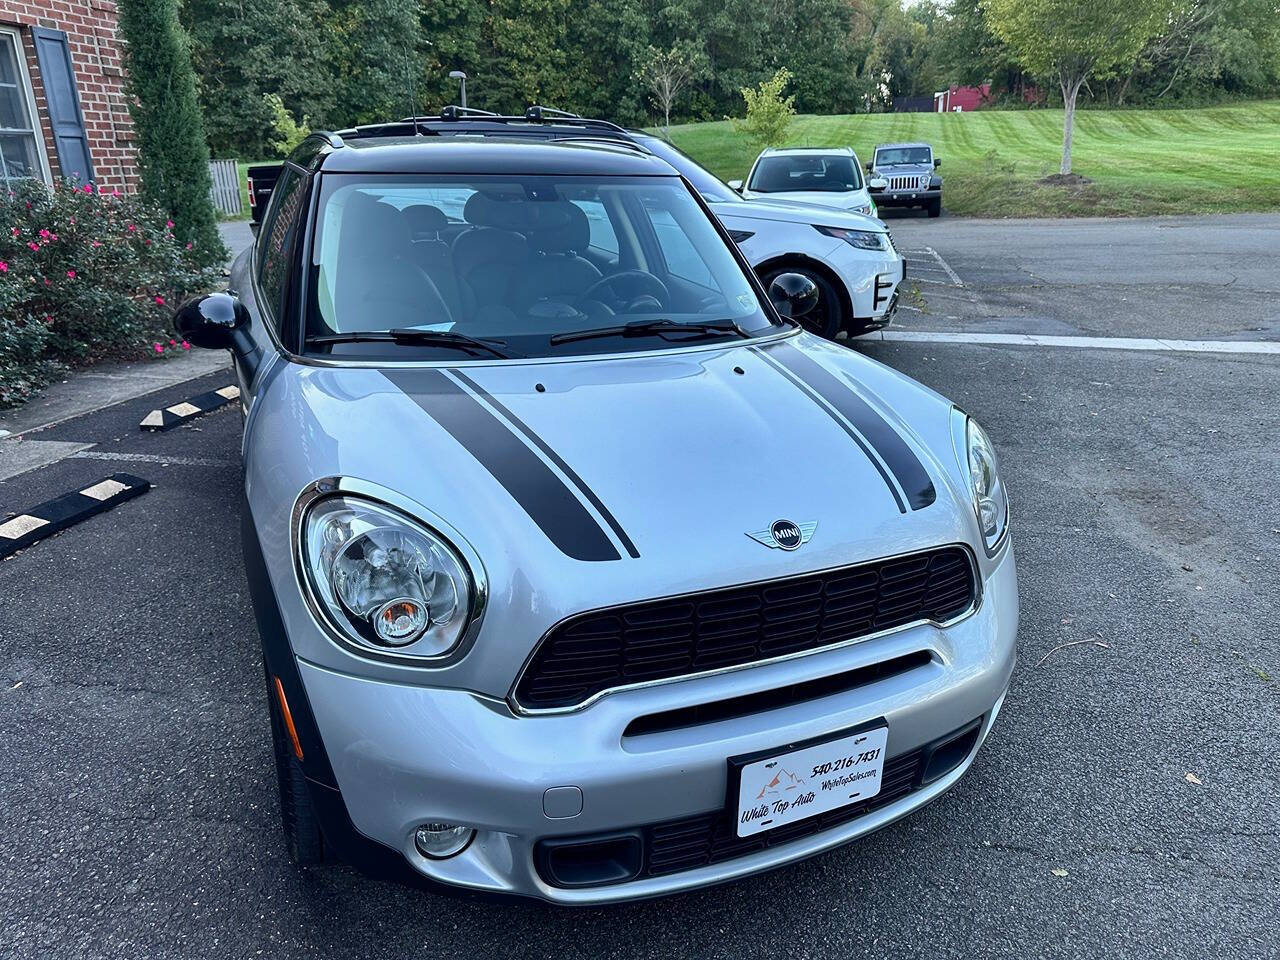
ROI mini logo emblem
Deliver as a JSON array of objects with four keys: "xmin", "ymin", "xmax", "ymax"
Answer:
[{"xmin": 747, "ymin": 520, "xmax": 817, "ymax": 551}]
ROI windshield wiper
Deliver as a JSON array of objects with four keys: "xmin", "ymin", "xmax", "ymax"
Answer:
[
  {"xmin": 549, "ymin": 318, "xmax": 751, "ymax": 346},
  {"xmin": 307, "ymin": 329, "xmax": 515, "ymax": 359}
]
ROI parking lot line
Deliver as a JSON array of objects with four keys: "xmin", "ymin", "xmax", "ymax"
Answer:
[
  {"xmin": 70, "ymin": 449, "xmax": 241, "ymax": 468},
  {"xmin": 921, "ymin": 247, "xmax": 963, "ymax": 286},
  {"xmin": 871, "ymin": 330, "xmax": 1280, "ymax": 354}
]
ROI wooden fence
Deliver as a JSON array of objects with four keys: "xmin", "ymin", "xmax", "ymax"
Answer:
[{"xmin": 208, "ymin": 159, "xmax": 242, "ymax": 217}]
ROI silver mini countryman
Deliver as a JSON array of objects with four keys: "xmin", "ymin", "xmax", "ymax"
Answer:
[{"xmin": 174, "ymin": 127, "xmax": 1017, "ymax": 904}]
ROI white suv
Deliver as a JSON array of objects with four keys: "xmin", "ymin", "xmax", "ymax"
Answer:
[
  {"xmin": 639, "ymin": 136, "xmax": 902, "ymax": 338},
  {"xmin": 731, "ymin": 146, "xmax": 878, "ymax": 218}
]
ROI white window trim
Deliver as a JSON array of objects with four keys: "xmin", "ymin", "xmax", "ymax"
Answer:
[{"xmin": 0, "ymin": 25, "xmax": 54, "ymax": 185}]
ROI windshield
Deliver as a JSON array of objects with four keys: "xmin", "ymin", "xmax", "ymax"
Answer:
[
  {"xmin": 633, "ymin": 135, "xmax": 739, "ymax": 203},
  {"xmin": 747, "ymin": 154, "xmax": 863, "ymax": 194},
  {"xmin": 875, "ymin": 147, "xmax": 932, "ymax": 166},
  {"xmin": 305, "ymin": 174, "xmax": 780, "ymax": 360}
]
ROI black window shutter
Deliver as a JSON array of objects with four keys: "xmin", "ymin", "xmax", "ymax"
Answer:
[{"xmin": 31, "ymin": 27, "xmax": 95, "ymax": 184}]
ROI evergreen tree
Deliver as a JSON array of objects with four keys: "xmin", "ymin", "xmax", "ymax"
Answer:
[{"xmin": 118, "ymin": 0, "xmax": 225, "ymax": 267}]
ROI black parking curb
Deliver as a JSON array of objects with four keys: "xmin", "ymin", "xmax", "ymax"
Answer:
[
  {"xmin": 140, "ymin": 385, "xmax": 240, "ymax": 432},
  {"xmin": 0, "ymin": 473, "xmax": 151, "ymax": 559}
]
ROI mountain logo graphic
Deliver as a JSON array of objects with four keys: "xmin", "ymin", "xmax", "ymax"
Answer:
[{"xmin": 755, "ymin": 767, "xmax": 807, "ymax": 800}]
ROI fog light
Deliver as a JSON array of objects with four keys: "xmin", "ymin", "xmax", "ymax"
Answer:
[{"xmin": 414, "ymin": 822, "xmax": 474, "ymax": 859}]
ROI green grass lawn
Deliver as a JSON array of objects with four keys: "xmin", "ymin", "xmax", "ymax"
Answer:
[{"xmin": 666, "ymin": 100, "xmax": 1280, "ymax": 217}]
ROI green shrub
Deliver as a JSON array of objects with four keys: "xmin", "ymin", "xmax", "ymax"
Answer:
[
  {"xmin": 264, "ymin": 93, "xmax": 311, "ymax": 157},
  {"xmin": 0, "ymin": 179, "xmax": 222, "ymax": 408},
  {"xmin": 735, "ymin": 69, "xmax": 796, "ymax": 149}
]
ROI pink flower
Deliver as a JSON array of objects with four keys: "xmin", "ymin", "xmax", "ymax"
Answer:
[
  {"xmin": 156, "ymin": 296, "xmax": 167, "ymax": 306},
  {"xmin": 38, "ymin": 229, "xmax": 50, "ymax": 239},
  {"xmin": 27, "ymin": 241, "xmax": 39, "ymax": 251},
  {"xmin": 166, "ymin": 220, "xmax": 174, "ymax": 229},
  {"xmin": 66, "ymin": 270, "xmax": 76, "ymax": 279},
  {"xmin": 153, "ymin": 342, "xmax": 164, "ymax": 353},
  {"xmin": 127, "ymin": 223, "xmax": 136, "ymax": 232},
  {"xmin": 0, "ymin": 261, "xmax": 7, "ymax": 273},
  {"xmin": 168, "ymin": 338, "xmax": 175, "ymax": 345},
  {"xmin": 185, "ymin": 242, "xmax": 193, "ymax": 250},
  {"xmin": 9, "ymin": 227, "xmax": 17, "ymax": 236},
  {"xmin": 83, "ymin": 183, "xmax": 93, "ymax": 193},
  {"xmin": 181, "ymin": 341, "xmax": 190, "ymax": 350},
  {"xmin": 90, "ymin": 240, "xmax": 101, "ymax": 248}
]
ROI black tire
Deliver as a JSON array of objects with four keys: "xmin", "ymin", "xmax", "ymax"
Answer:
[
  {"xmin": 927, "ymin": 198, "xmax": 941, "ymax": 218},
  {"xmin": 269, "ymin": 686, "xmax": 327, "ymax": 865},
  {"xmin": 761, "ymin": 266, "xmax": 841, "ymax": 339}
]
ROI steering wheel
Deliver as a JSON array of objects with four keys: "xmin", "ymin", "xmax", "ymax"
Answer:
[{"xmin": 580, "ymin": 271, "xmax": 670, "ymax": 313}]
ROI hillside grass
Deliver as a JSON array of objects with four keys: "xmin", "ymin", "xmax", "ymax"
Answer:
[{"xmin": 666, "ymin": 101, "xmax": 1280, "ymax": 217}]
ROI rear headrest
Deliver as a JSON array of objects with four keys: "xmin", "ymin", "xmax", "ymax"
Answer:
[
  {"xmin": 463, "ymin": 191, "xmax": 532, "ymax": 233},
  {"xmin": 402, "ymin": 204, "xmax": 448, "ymax": 238},
  {"xmin": 339, "ymin": 192, "xmax": 410, "ymax": 260},
  {"xmin": 526, "ymin": 201, "xmax": 590, "ymax": 255}
]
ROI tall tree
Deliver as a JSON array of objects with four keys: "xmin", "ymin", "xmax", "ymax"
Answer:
[
  {"xmin": 118, "ymin": 0, "xmax": 225, "ymax": 266},
  {"xmin": 325, "ymin": 0, "xmax": 427, "ymax": 125},
  {"xmin": 635, "ymin": 47, "xmax": 696, "ymax": 138},
  {"xmin": 982, "ymin": 0, "xmax": 1174, "ymax": 174}
]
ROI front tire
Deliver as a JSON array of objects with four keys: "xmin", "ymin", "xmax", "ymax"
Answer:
[
  {"xmin": 761, "ymin": 267, "xmax": 841, "ymax": 339},
  {"xmin": 927, "ymin": 198, "xmax": 941, "ymax": 218},
  {"xmin": 269, "ymin": 684, "xmax": 327, "ymax": 865}
]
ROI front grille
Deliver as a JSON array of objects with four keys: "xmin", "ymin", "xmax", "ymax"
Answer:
[
  {"xmin": 643, "ymin": 747, "xmax": 924, "ymax": 878},
  {"xmin": 888, "ymin": 175, "xmax": 929, "ymax": 191},
  {"xmin": 513, "ymin": 546, "xmax": 977, "ymax": 710}
]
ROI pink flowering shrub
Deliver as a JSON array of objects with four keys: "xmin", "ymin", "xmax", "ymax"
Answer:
[{"xmin": 0, "ymin": 179, "xmax": 222, "ymax": 407}]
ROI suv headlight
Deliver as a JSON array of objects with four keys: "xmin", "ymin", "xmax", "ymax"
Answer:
[
  {"xmin": 953, "ymin": 412, "xmax": 1010, "ymax": 554},
  {"xmin": 299, "ymin": 495, "xmax": 475, "ymax": 659},
  {"xmin": 815, "ymin": 225, "xmax": 887, "ymax": 250}
]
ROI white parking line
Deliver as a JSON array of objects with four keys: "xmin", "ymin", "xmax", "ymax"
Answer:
[
  {"xmin": 70, "ymin": 450, "xmax": 240, "ymax": 467},
  {"xmin": 922, "ymin": 247, "xmax": 963, "ymax": 286},
  {"xmin": 869, "ymin": 330, "xmax": 1280, "ymax": 355}
]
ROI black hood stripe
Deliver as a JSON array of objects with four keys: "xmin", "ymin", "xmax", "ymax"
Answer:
[
  {"xmin": 754, "ymin": 350, "xmax": 907, "ymax": 513},
  {"xmin": 449, "ymin": 369, "xmax": 640, "ymax": 559},
  {"xmin": 754, "ymin": 341, "xmax": 937, "ymax": 511},
  {"xmin": 383, "ymin": 369, "xmax": 624, "ymax": 562}
]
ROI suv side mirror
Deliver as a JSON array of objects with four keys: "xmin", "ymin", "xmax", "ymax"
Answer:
[
  {"xmin": 868, "ymin": 177, "xmax": 887, "ymax": 192},
  {"xmin": 727, "ymin": 179, "xmax": 743, "ymax": 192},
  {"xmin": 933, "ymin": 158, "xmax": 941, "ymax": 169},
  {"xmin": 865, "ymin": 161, "xmax": 873, "ymax": 172},
  {"xmin": 174, "ymin": 292, "xmax": 250, "ymax": 351},
  {"xmin": 768, "ymin": 273, "xmax": 818, "ymax": 319}
]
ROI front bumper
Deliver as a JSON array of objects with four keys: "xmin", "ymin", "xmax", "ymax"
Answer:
[
  {"xmin": 822, "ymin": 241, "xmax": 905, "ymax": 329},
  {"xmin": 876, "ymin": 188, "xmax": 941, "ymax": 208},
  {"xmin": 295, "ymin": 546, "xmax": 1016, "ymax": 904}
]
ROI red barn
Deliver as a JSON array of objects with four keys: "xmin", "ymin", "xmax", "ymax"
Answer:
[
  {"xmin": 934, "ymin": 84, "xmax": 992, "ymax": 113},
  {"xmin": 0, "ymin": 0, "xmax": 139, "ymax": 193}
]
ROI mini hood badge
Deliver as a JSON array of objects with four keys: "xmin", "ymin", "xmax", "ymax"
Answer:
[{"xmin": 747, "ymin": 520, "xmax": 817, "ymax": 551}]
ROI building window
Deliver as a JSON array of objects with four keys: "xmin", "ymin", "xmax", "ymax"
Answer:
[{"xmin": 0, "ymin": 28, "xmax": 50, "ymax": 187}]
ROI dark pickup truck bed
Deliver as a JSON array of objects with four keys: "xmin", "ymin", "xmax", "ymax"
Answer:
[{"xmin": 246, "ymin": 164, "xmax": 282, "ymax": 224}]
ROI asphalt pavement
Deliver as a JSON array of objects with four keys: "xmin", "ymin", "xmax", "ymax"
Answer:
[{"xmin": 1, "ymin": 216, "xmax": 1277, "ymax": 959}]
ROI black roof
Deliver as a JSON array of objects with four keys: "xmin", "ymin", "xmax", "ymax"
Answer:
[{"xmin": 313, "ymin": 132, "xmax": 674, "ymax": 177}]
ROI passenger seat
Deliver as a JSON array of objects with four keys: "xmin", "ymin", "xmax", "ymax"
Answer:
[
  {"xmin": 402, "ymin": 204, "xmax": 464, "ymax": 324},
  {"xmin": 453, "ymin": 192, "xmax": 531, "ymax": 322}
]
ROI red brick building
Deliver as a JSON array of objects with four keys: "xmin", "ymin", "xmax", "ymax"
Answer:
[{"xmin": 0, "ymin": 0, "xmax": 138, "ymax": 193}]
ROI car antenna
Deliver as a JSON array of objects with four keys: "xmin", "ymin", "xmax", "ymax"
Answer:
[{"xmin": 405, "ymin": 50, "xmax": 421, "ymax": 135}]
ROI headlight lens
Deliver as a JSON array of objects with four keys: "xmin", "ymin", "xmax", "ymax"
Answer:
[
  {"xmin": 963, "ymin": 418, "xmax": 1009, "ymax": 553},
  {"xmin": 301, "ymin": 496, "xmax": 473, "ymax": 658},
  {"xmin": 815, "ymin": 224, "xmax": 887, "ymax": 250}
]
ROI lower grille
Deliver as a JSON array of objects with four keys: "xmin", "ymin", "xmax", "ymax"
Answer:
[
  {"xmin": 514, "ymin": 546, "xmax": 978, "ymax": 710},
  {"xmin": 643, "ymin": 748, "xmax": 923, "ymax": 877}
]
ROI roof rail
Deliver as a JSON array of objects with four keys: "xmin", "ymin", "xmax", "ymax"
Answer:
[
  {"xmin": 311, "ymin": 130, "xmax": 345, "ymax": 148},
  {"xmin": 333, "ymin": 120, "xmax": 441, "ymax": 139},
  {"xmin": 437, "ymin": 105, "xmax": 499, "ymax": 119},
  {"xmin": 525, "ymin": 105, "xmax": 580, "ymax": 120},
  {"xmin": 549, "ymin": 135, "xmax": 646, "ymax": 152}
]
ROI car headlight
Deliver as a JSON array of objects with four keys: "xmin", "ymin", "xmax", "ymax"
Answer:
[
  {"xmin": 815, "ymin": 225, "xmax": 887, "ymax": 250},
  {"xmin": 953, "ymin": 412, "xmax": 1009, "ymax": 554},
  {"xmin": 299, "ymin": 495, "xmax": 475, "ymax": 659}
]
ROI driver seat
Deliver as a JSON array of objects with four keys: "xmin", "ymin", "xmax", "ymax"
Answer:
[{"xmin": 507, "ymin": 201, "xmax": 602, "ymax": 312}]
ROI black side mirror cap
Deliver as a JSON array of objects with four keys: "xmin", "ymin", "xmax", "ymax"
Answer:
[
  {"xmin": 934, "ymin": 158, "xmax": 941, "ymax": 168},
  {"xmin": 768, "ymin": 273, "xmax": 819, "ymax": 319},
  {"xmin": 173, "ymin": 292, "xmax": 250, "ymax": 351}
]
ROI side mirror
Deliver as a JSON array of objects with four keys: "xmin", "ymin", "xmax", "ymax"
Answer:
[
  {"xmin": 174, "ymin": 291, "xmax": 250, "ymax": 350},
  {"xmin": 933, "ymin": 158, "xmax": 941, "ymax": 169},
  {"xmin": 868, "ymin": 177, "xmax": 887, "ymax": 193},
  {"xmin": 727, "ymin": 179, "xmax": 743, "ymax": 192},
  {"xmin": 865, "ymin": 162, "xmax": 873, "ymax": 172},
  {"xmin": 768, "ymin": 273, "xmax": 819, "ymax": 319}
]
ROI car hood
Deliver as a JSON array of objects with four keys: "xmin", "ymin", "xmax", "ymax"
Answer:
[
  {"xmin": 708, "ymin": 197, "xmax": 886, "ymax": 231},
  {"xmin": 873, "ymin": 164, "xmax": 935, "ymax": 177},
  {"xmin": 255, "ymin": 333, "xmax": 978, "ymax": 695},
  {"xmin": 744, "ymin": 190, "xmax": 873, "ymax": 212}
]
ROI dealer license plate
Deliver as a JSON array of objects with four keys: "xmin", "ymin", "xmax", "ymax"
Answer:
[{"xmin": 734, "ymin": 727, "xmax": 888, "ymax": 838}]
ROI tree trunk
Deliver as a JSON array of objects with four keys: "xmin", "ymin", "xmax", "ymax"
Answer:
[
  {"xmin": 663, "ymin": 101, "xmax": 671, "ymax": 141},
  {"xmin": 1060, "ymin": 76, "xmax": 1083, "ymax": 176}
]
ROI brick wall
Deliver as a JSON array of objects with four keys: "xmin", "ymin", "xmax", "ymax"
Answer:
[{"xmin": 0, "ymin": 0, "xmax": 138, "ymax": 193}]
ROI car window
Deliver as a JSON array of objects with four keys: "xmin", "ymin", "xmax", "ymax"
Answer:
[
  {"xmin": 641, "ymin": 200, "xmax": 714, "ymax": 288},
  {"xmin": 875, "ymin": 147, "xmax": 932, "ymax": 166},
  {"xmin": 636, "ymin": 136, "xmax": 739, "ymax": 203},
  {"xmin": 572, "ymin": 198, "xmax": 619, "ymax": 259},
  {"xmin": 748, "ymin": 154, "xmax": 863, "ymax": 193},
  {"xmin": 304, "ymin": 174, "xmax": 776, "ymax": 360},
  {"xmin": 257, "ymin": 167, "xmax": 308, "ymax": 323}
]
